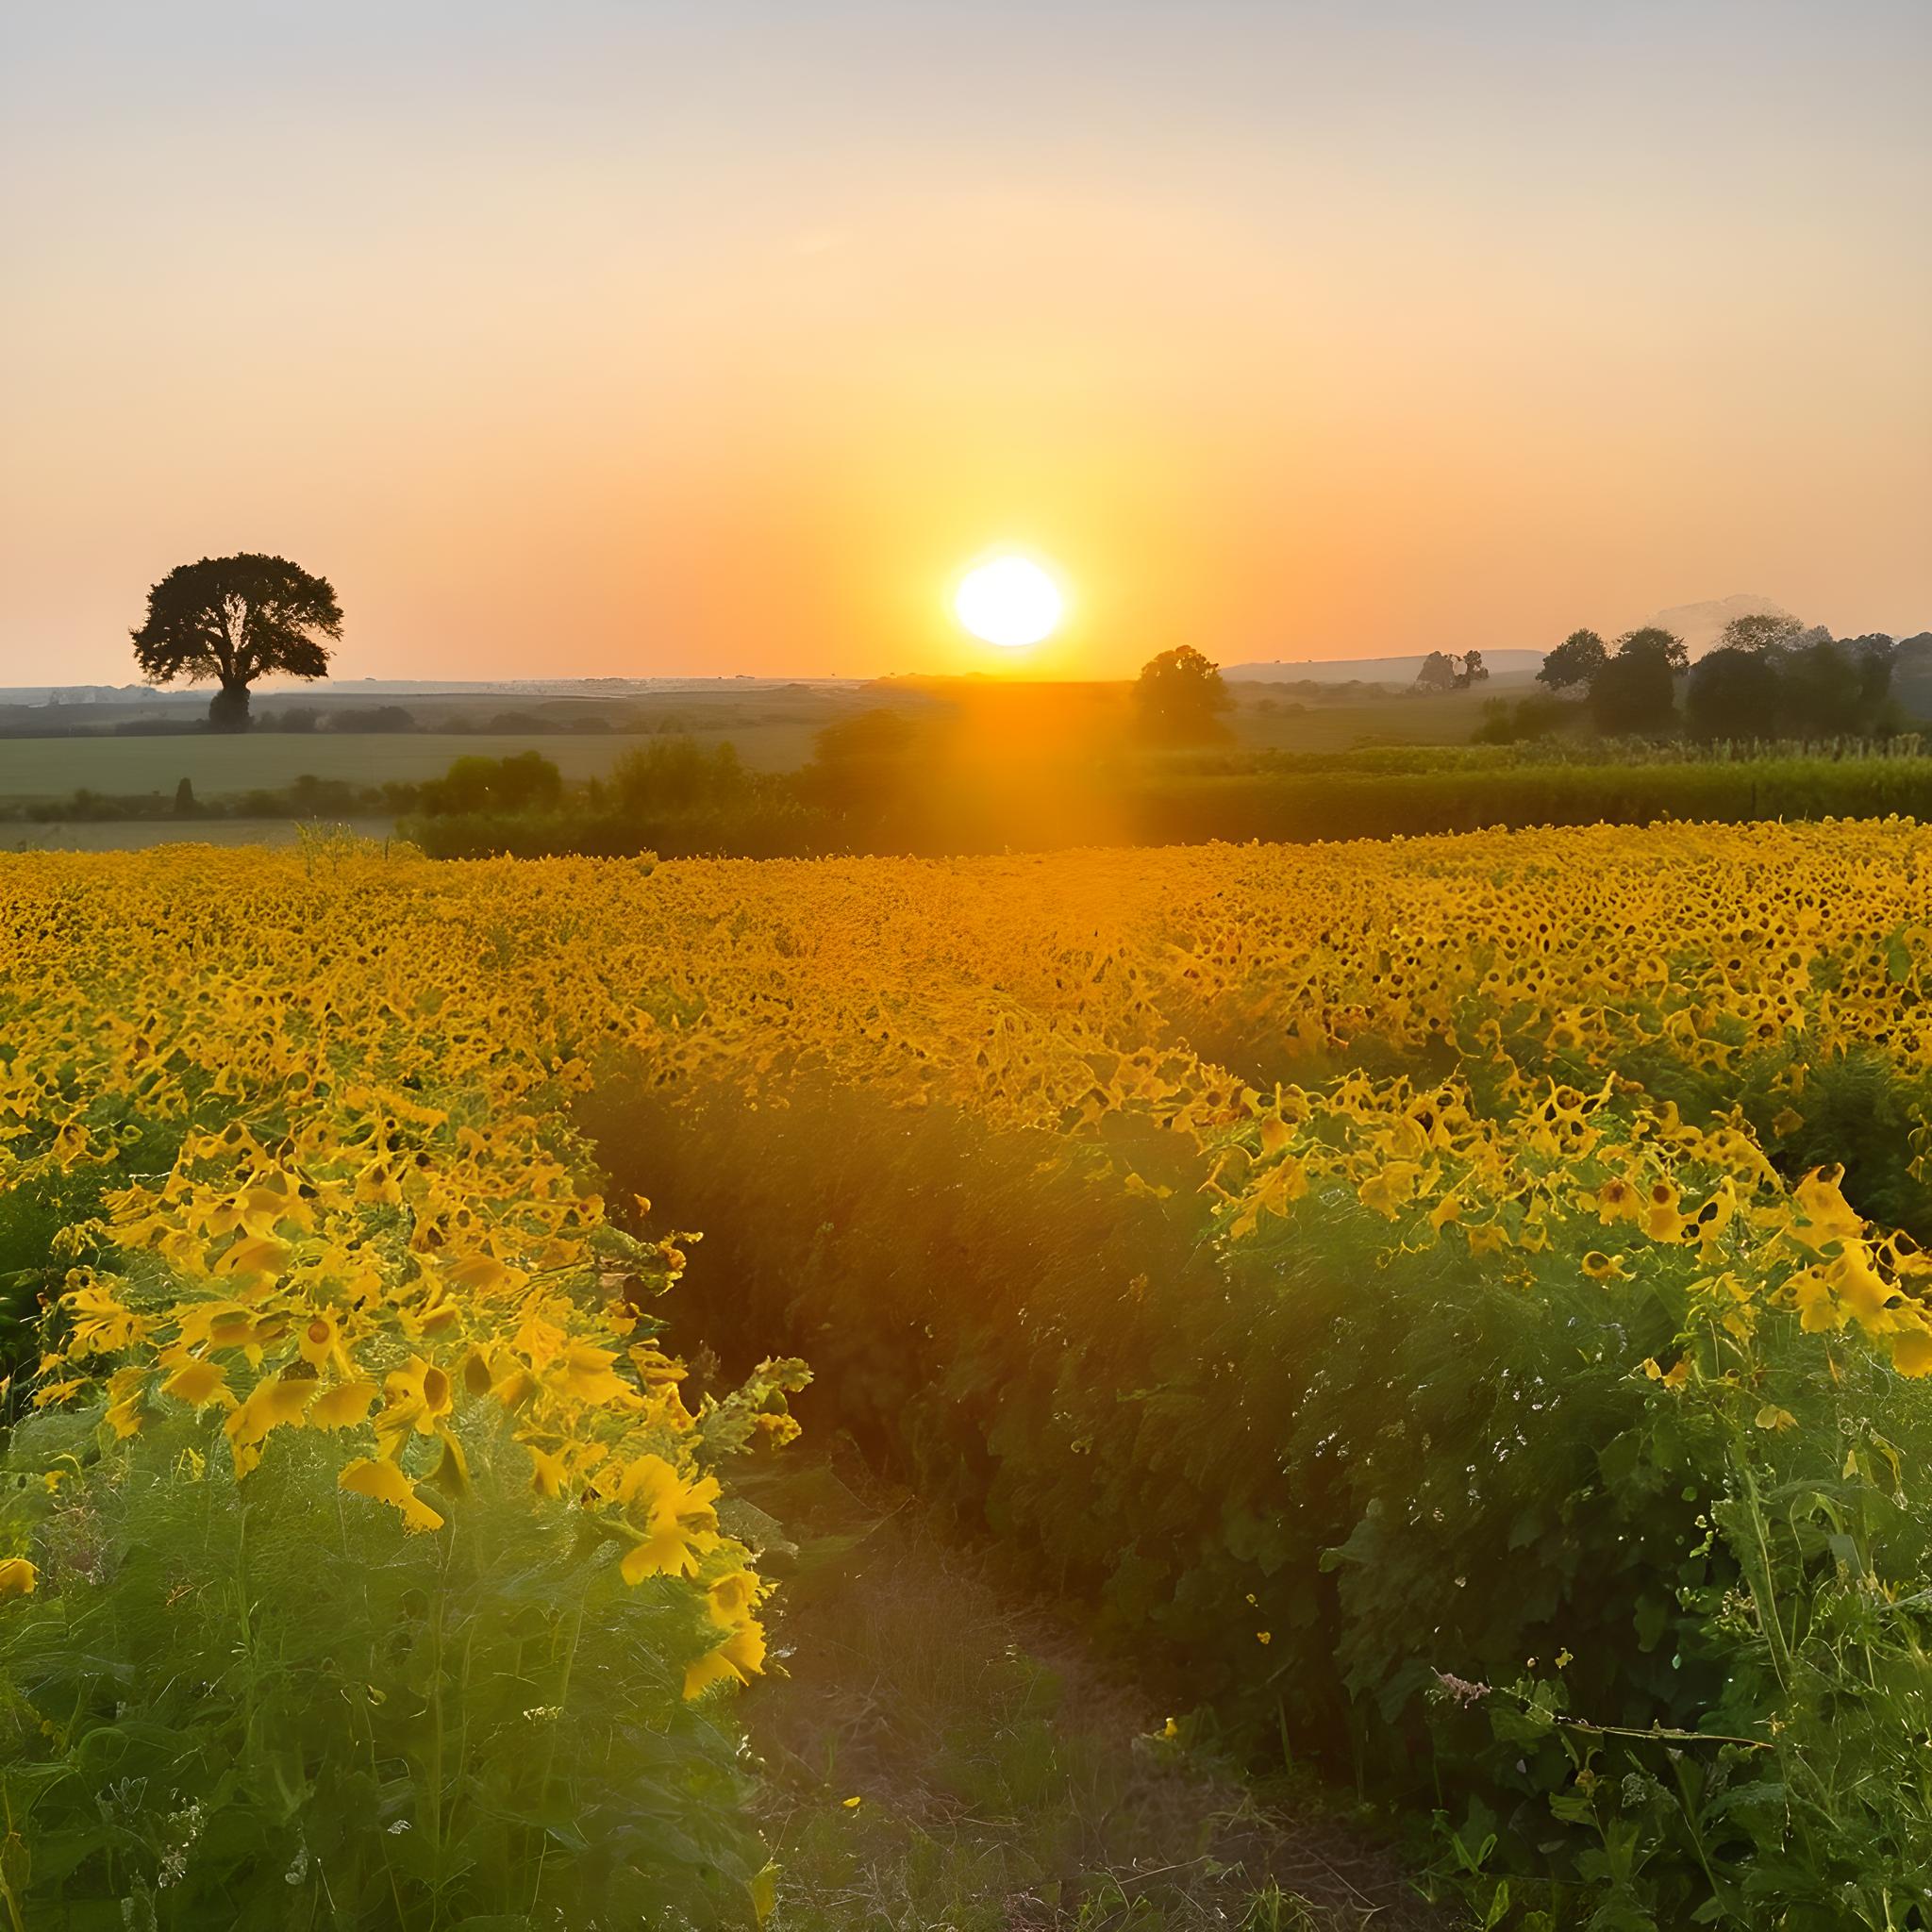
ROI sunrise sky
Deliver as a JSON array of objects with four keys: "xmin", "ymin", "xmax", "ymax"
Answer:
[{"xmin": 4, "ymin": 2, "xmax": 1927, "ymax": 684}]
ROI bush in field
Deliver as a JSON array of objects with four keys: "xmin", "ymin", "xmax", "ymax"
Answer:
[
  {"xmin": 610, "ymin": 738, "xmax": 753, "ymax": 813},
  {"xmin": 416, "ymin": 750, "xmax": 563, "ymax": 815},
  {"xmin": 403, "ymin": 740, "xmax": 830, "ymax": 858},
  {"xmin": 795, "ymin": 708, "xmax": 924, "ymax": 820},
  {"xmin": 1473, "ymin": 691, "xmax": 1575, "ymax": 745}
]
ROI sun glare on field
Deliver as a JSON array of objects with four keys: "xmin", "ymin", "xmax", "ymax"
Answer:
[{"xmin": 954, "ymin": 555, "xmax": 1065, "ymax": 650}]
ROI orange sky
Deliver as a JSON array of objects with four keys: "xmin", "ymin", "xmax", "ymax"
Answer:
[{"xmin": 3, "ymin": 3, "xmax": 1927, "ymax": 684}]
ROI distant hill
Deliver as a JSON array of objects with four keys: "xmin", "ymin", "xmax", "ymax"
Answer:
[{"xmin": 1221, "ymin": 650, "xmax": 1543, "ymax": 685}]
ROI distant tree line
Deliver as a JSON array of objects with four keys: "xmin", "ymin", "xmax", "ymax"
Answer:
[{"xmin": 1524, "ymin": 613, "xmax": 1924, "ymax": 741}]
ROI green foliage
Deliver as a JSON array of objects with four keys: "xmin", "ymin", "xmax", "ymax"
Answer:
[
  {"xmin": 795, "ymin": 709, "xmax": 925, "ymax": 821},
  {"xmin": 1472, "ymin": 692, "xmax": 1573, "ymax": 746},
  {"xmin": 416, "ymin": 751, "xmax": 563, "ymax": 816},
  {"xmin": 1537, "ymin": 631, "xmax": 1608, "ymax": 695},
  {"xmin": 1720, "ymin": 613, "xmax": 1811, "ymax": 656},
  {"xmin": 1687, "ymin": 638, "xmax": 1899, "ymax": 744},
  {"xmin": 609, "ymin": 740, "xmax": 750, "ymax": 815},
  {"xmin": 402, "ymin": 741, "xmax": 821, "ymax": 858},
  {"xmin": 1687, "ymin": 647, "xmax": 1783, "ymax": 741},
  {"xmin": 1589, "ymin": 632, "xmax": 1682, "ymax": 736},
  {"xmin": 0, "ymin": 1407, "xmax": 766, "ymax": 1929},
  {"xmin": 587, "ymin": 1041, "xmax": 1932, "ymax": 1927},
  {"xmin": 1131, "ymin": 747, "xmax": 1932, "ymax": 844}
]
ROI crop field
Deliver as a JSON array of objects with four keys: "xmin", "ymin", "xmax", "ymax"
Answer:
[
  {"xmin": 0, "ymin": 729, "xmax": 796, "ymax": 805},
  {"xmin": 8, "ymin": 821, "xmax": 1932, "ymax": 1925}
]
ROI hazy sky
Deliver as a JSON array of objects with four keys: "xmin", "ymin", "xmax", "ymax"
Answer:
[{"xmin": 4, "ymin": 1, "xmax": 1927, "ymax": 683}]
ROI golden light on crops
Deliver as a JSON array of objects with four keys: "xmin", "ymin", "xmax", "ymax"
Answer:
[{"xmin": 953, "ymin": 555, "xmax": 1065, "ymax": 649}]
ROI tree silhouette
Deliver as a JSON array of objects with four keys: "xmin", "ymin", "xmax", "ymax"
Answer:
[
  {"xmin": 1415, "ymin": 650, "xmax": 1489, "ymax": 692},
  {"xmin": 1779, "ymin": 639, "xmax": 1866, "ymax": 737},
  {"xmin": 1720, "ymin": 611, "xmax": 1806, "ymax": 656},
  {"xmin": 1537, "ymin": 628, "xmax": 1608, "ymax": 693},
  {"xmin": 1686, "ymin": 647, "xmax": 1782, "ymax": 741},
  {"xmin": 1133, "ymin": 647, "xmax": 1232, "ymax": 742},
  {"xmin": 1613, "ymin": 625, "xmax": 1689, "ymax": 673},
  {"xmin": 131, "ymin": 553, "xmax": 341, "ymax": 732},
  {"xmin": 1590, "ymin": 627, "xmax": 1685, "ymax": 735}
]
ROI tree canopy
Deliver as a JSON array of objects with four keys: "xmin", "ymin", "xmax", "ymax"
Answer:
[
  {"xmin": 417, "ymin": 751, "xmax": 563, "ymax": 816},
  {"xmin": 1612, "ymin": 625, "xmax": 1690, "ymax": 673},
  {"xmin": 1686, "ymin": 646, "xmax": 1782, "ymax": 740},
  {"xmin": 1414, "ymin": 650, "xmax": 1489, "ymax": 693},
  {"xmin": 1537, "ymin": 628, "xmax": 1608, "ymax": 693},
  {"xmin": 1588, "ymin": 628, "xmax": 1686, "ymax": 735},
  {"xmin": 1719, "ymin": 611, "xmax": 1807, "ymax": 655},
  {"xmin": 1524, "ymin": 614, "xmax": 1909, "ymax": 744},
  {"xmin": 1133, "ymin": 647, "xmax": 1232, "ymax": 742},
  {"xmin": 131, "ymin": 553, "xmax": 341, "ymax": 731}
]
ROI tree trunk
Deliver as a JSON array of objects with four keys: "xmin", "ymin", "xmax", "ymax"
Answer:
[{"xmin": 208, "ymin": 681, "xmax": 251, "ymax": 733}]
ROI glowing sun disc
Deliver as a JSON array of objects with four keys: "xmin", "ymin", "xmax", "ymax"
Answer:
[{"xmin": 955, "ymin": 556, "xmax": 1063, "ymax": 648}]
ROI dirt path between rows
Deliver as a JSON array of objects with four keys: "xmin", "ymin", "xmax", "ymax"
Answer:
[{"xmin": 739, "ymin": 1446, "xmax": 1450, "ymax": 1931}]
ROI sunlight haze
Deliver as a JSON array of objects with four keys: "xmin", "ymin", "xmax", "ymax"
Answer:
[{"xmin": 3, "ymin": 1, "xmax": 1926, "ymax": 682}]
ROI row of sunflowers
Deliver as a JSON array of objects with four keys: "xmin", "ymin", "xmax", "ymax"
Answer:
[{"xmin": 6, "ymin": 819, "xmax": 1932, "ymax": 1923}]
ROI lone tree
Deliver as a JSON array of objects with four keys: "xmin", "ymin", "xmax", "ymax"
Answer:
[
  {"xmin": 1134, "ymin": 646, "xmax": 1232, "ymax": 743},
  {"xmin": 1414, "ymin": 650, "xmax": 1490, "ymax": 692},
  {"xmin": 131, "ymin": 553, "xmax": 341, "ymax": 731}
]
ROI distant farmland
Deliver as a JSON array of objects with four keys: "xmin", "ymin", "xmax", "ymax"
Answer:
[
  {"xmin": 0, "ymin": 679, "xmax": 1524, "ymax": 811},
  {"xmin": 0, "ymin": 727, "xmax": 812, "ymax": 807}
]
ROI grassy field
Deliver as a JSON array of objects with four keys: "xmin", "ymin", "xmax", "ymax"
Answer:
[
  {"xmin": 0, "ymin": 727, "xmax": 817, "ymax": 805},
  {"xmin": 0, "ymin": 678, "xmax": 1521, "ymax": 812},
  {"xmin": 1224, "ymin": 677, "xmax": 1524, "ymax": 752}
]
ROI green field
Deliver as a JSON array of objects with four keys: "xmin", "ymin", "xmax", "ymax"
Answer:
[
  {"xmin": 0, "ymin": 727, "xmax": 808, "ymax": 806},
  {"xmin": 0, "ymin": 684, "xmax": 1518, "ymax": 812},
  {"xmin": 1226, "ymin": 676, "xmax": 1524, "ymax": 751}
]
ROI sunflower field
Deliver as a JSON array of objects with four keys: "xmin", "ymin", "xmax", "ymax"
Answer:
[{"xmin": 8, "ymin": 820, "xmax": 1932, "ymax": 1926}]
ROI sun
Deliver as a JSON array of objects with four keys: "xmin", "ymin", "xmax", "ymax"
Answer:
[{"xmin": 954, "ymin": 555, "xmax": 1064, "ymax": 649}]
